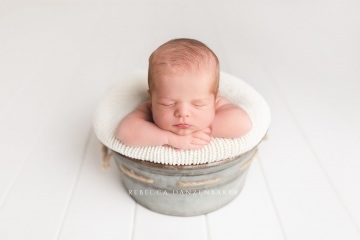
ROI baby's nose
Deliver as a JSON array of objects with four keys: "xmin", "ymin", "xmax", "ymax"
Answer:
[{"xmin": 175, "ymin": 104, "xmax": 190, "ymax": 117}]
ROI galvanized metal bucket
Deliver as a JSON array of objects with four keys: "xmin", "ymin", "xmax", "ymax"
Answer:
[{"xmin": 112, "ymin": 147, "xmax": 257, "ymax": 216}]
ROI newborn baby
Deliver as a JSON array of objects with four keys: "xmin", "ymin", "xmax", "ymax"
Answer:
[{"xmin": 116, "ymin": 38, "xmax": 252, "ymax": 150}]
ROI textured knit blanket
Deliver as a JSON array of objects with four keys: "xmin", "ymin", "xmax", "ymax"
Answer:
[{"xmin": 93, "ymin": 71, "xmax": 271, "ymax": 165}]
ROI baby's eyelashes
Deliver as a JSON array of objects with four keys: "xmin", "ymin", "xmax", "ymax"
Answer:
[
  {"xmin": 158, "ymin": 102, "xmax": 175, "ymax": 107},
  {"xmin": 193, "ymin": 103, "xmax": 207, "ymax": 107},
  {"xmin": 192, "ymin": 100, "xmax": 211, "ymax": 107},
  {"xmin": 156, "ymin": 100, "xmax": 212, "ymax": 108},
  {"xmin": 193, "ymin": 103, "xmax": 212, "ymax": 108}
]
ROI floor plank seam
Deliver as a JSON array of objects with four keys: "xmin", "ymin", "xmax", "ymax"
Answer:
[
  {"xmin": 205, "ymin": 214, "xmax": 212, "ymax": 240},
  {"xmin": 55, "ymin": 127, "xmax": 93, "ymax": 240},
  {"xmin": 0, "ymin": 130, "xmax": 43, "ymax": 211},
  {"xmin": 0, "ymin": 50, "xmax": 91, "ymax": 212},
  {"xmin": 267, "ymin": 68, "xmax": 360, "ymax": 236},
  {"xmin": 257, "ymin": 155, "xmax": 288, "ymax": 240},
  {"xmin": 289, "ymin": 129, "xmax": 360, "ymax": 236},
  {"xmin": 131, "ymin": 203, "xmax": 138, "ymax": 240},
  {"xmin": 260, "ymin": 62, "xmax": 360, "ymax": 235}
]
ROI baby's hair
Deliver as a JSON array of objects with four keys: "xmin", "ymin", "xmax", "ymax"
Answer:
[{"xmin": 148, "ymin": 38, "xmax": 220, "ymax": 93}]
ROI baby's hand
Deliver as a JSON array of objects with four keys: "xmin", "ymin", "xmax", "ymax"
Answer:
[{"xmin": 167, "ymin": 128, "xmax": 212, "ymax": 150}]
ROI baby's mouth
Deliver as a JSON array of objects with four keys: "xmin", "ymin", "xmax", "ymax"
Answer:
[{"xmin": 174, "ymin": 123, "xmax": 191, "ymax": 129}]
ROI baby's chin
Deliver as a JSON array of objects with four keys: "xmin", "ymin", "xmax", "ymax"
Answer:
[{"xmin": 170, "ymin": 128, "xmax": 195, "ymax": 136}]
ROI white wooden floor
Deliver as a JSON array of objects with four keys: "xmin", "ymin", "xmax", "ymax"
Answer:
[{"xmin": 1, "ymin": 1, "xmax": 360, "ymax": 239}]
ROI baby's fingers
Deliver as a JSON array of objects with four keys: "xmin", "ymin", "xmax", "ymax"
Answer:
[
  {"xmin": 193, "ymin": 131, "xmax": 212, "ymax": 143},
  {"xmin": 190, "ymin": 137, "xmax": 210, "ymax": 146},
  {"xmin": 202, "ymin": 127, "xmax": 212, "ymax": 135}
]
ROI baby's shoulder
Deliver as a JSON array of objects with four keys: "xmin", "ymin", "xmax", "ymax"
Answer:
[
  {"xmin": 131, "ymin": 100, "xmax": 153, "ymax": 121},
  {"xmin": 137, "ymin": 100, "xmax": 152, "ymax": 113},
  {"xmin": 215, "ymin": 95, "xmax": 231, "ymax": 109}
]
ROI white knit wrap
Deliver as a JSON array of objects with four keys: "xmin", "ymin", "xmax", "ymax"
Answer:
[{"xmin": 93, "ymin": 71, "xmax": 270, "ymax": 165}]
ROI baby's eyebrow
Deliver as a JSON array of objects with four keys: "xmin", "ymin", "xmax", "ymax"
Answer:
[
  {"xmin": 157, "ymin": 97, "xmax": 175, "ymax": 102},
  {"xmin": 159, "ymin": 97, "xmax": 174, "ymax": 100},
  {"xmin": 193, "ymin": 98, "xmax": 211, "ymax": 102}
]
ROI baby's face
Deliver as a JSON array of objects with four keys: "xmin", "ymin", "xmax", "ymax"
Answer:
[{"xmin": 150, "ymin": 69, "xmax": 216, "ymax": 136}]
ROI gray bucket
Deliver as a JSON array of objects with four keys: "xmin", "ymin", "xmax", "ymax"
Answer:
[{"xmin": 112, "ymin": 147, "xmax": 257, "ymax": 216}]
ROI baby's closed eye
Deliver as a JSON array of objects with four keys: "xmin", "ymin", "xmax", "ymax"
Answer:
[
  {"xmin": 158, "ymin": 102, "xmax": 175, "ymax": 107},
  {"xmin": 192, "ymin": 100, "xmax": 210, "ymax": 107}
]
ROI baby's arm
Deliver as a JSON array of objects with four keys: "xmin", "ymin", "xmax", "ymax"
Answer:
[
  {"xmin": 211, "ymin": 96, "xmax": 252, "ymax": 138},
  {"xmin": 116, "ymin": 101, "xmax": 211, "ymax": 149}
]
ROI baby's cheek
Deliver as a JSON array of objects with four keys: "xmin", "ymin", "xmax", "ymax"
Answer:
[
  {"xmin": 203, "ymin": 110, "xmax": 215, "ymax": 121},
  {"xmin": 153, "ymin": 112, "xmax": 172, "ymax": 129}
]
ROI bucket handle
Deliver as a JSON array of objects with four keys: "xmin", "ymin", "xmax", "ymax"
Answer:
[
  {"xmin": 177, "ymin": 177, "xmax": 221, "ymax": 187},
  {"xmin": 239, "ymin": 149, "xmax": 258, "ymax": 171},
  {"xmin": 101, "ymin": 143, "xmax": 112, "ymax": 170},
  {"xmin": 119, "ymin": 164, "xmax": 154, "ymax": 184}
]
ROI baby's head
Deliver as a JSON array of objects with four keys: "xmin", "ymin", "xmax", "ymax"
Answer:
[
  {"xmin": 148, "ymin": 38, "xmax": 220, "ymax": 94},
  {"xmin": 147, "ymin": 38, "xmax": 220, "ymax": 136}
]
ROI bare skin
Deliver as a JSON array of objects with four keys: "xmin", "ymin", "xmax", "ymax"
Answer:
[{"xmin": 116, "ymin": 69, "xmax": 252, "ymax": 150}]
